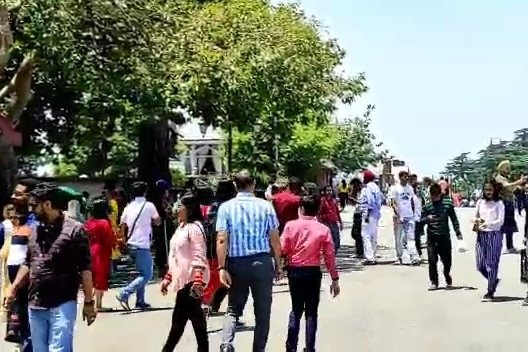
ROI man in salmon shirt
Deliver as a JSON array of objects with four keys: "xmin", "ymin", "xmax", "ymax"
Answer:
[
  {"xmin": 281, "ymin": 195, "xmax": 340, "ymax": 352},
  {"xmin": 272, "ymin": 177, "xmax": 302, "ymax": 235}
]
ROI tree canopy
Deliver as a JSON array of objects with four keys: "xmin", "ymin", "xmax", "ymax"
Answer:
[
  {"xmin": 443, "ymin": 128, "xmax": 528, "ymax": 194},
  {"xmin": 6, "ymin": 0, "xmax": 385, "ymax": 179}
]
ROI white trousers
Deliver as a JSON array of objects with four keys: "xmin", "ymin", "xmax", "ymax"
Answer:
[
  {"xmin": 362, "ymin": 216, "xmax": 379, "ymax": 261},
  {"xmin": 393, "ymin": 218, "xmax": 419, "ymax": 261}
]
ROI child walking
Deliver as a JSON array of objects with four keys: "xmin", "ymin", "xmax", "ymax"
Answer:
[{"xmin": 421, "ymin": 183, "xmax": 463, "ymax": 290}]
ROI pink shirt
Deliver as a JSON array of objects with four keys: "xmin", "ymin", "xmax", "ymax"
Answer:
[
  {"xmin": 168, "ymin": 221, "xmax": 210, "ymax": 293},
  {"xmin": 280, "ymin": 216, "xmax": 339, "ymax": 280}
]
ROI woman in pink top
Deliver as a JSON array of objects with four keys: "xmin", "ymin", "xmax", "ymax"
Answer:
[
  {"xmin": 281, "ymin": 195, "xmax": 340, "ymax": 352},
  {"xmin": 160, "ymin": 194, "xmax": 210, "ymax": 352}
]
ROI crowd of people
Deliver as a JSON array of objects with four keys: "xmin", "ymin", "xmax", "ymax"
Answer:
[{"xmin": 0, "ymin": 158, "xmax": 528, "ymax": 351}]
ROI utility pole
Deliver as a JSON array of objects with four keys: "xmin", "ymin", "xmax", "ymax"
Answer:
[{"xmin": 273, "ymin": 114, "xmax": 279, "ymax": 176}]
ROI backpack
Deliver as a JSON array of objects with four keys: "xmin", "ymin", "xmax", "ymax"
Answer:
[{"xmin": 202, "ymin": 203, "xmax": 218, "ymax": 260}]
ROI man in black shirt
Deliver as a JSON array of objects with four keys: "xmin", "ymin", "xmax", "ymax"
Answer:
[{"xmin": 5, "ymin": 184, "xmax": 96, "ymax": 351}]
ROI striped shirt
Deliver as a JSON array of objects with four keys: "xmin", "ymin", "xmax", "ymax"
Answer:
[
  {"xmin": 6, "ymin": 225, "xmax": 32, "ymax": 266},
  {"xmin": 421, "ymin": 198, "xmax": 462, "ymax": 239},
  {"xmin": 216, "ymin": 192, "xmax": 279, "ymax": 257}
]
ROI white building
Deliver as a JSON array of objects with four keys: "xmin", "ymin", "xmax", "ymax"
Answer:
[{"xmin": 173, "ymin": 119, "xmax": 224, "ymax": 176}]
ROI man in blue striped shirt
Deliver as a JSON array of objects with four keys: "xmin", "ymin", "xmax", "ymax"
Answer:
[{"xmin": 216, "ymin": 170, "xmax": 281, "ymax": 352}]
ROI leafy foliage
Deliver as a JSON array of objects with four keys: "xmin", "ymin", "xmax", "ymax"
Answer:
[
  {"xmin": 6, "ymin": 0, "xmax": 384, "ymax": 180},
  {"xmin": 444, "ymin": 128, "xmax": 528, "ymax": 194}
]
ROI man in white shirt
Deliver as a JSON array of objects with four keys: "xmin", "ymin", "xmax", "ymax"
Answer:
[
  {"xmin": 116, "ymin": 181, "xmax": 161, "ymax": 310},
  {"xmin": 391, "ymin": 171, "xmax": 420, "ymax": 265}
]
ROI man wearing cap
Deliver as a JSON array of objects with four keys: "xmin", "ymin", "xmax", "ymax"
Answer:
[
  {"xmin": 4, "ymin": 184, "xmax": 96, "ymax": 351},
  {"xmin": 357, "ymin": 171, "xmax": 383, "ymax": 264},
  {"xmin": 116, "ymin": 181, "xmax": 161, "ymax": 310}
]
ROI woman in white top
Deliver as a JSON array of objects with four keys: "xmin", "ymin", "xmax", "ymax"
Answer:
[{"xmin": 473, "ymin": 180, "xmax": 505, "ymax": 301}]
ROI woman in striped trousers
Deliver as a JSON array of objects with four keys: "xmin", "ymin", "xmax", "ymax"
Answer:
[{"xmin": 474, "ymin": 180, "xmax": 505, "ymax": 301}]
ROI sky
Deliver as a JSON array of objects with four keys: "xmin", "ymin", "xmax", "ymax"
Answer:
[{"xmin": 275, "ymin": 0, "xmax": 528, "ymax": 176}]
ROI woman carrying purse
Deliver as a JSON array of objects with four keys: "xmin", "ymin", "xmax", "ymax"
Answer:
[
  {"xmin": 160, "ymin": 194, "xmax": 210, "ymax": 352},
  {"xmin": 473, "ymin": 180, "xmax": 505, "ymax": 301}
]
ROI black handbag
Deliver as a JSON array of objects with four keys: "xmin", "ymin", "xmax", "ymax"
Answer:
[
  {"xmin": 4, "ymin": 304, "xmax": 22, "ymax": 344},
  {"xmin": 520, "ymin": 248, "xmax": 528, "ymax": 283}
]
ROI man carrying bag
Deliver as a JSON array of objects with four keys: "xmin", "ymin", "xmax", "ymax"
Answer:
[{"xmin": 116, "ymin": 182, "xmax": 161, "ymax": 311}]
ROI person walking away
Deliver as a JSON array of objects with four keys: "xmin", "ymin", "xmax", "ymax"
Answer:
[
  {"xmin": 422, "ymin": 183, "xmax": 463, "ymax": 290},
  {"xmin": 84, "ymin": 199, "xmax": 116, "ymax": 310},
  {"xmin": 411, "ymin": 181, "xmax": 424, "ymax": 258},
  {"xmin": 216, "ymin": 171, "xmax": 281, "ymax": 352},
  {"xmin": 390, "ymin": 171, "xmax": 420, "ymax": 265},
  {"xmin": 495, "ymin": 160, "xmax": 527, "ymax": 253},
  {"xmin": 473, "ymin": 180, "xmax": 505, "ymax": 301},
  {"xmin": 337, "ymin": 180, "xmax": 349, "ymax": 211},
  {"xmin": 272, "ymin": 177, "xmax": 302, "ymax": 235},
  {"xmin": 160, "ymin": 194, "xmax": 209, "ymax": 351},
  {"xmin": 358, "ymin": 171, "xmax": 383, "ymax": 265},
  {"xmin": 203, "ymin": 179, "xmax": 236, "ymax": 314},
  {"xmin": 318, "ymin": 186, "xmax": 342, "ymax": 254},
  {"xmin": 116, "ymin": 181, "xmax": 161, "ymax": 310},
  {"xmin": 1, "ymin": 206, "xmax": 32, "ymax": 352},
  {"xmin": 282, "ymin": 195, "xmax": 340, "ymax": 352},
  {"xmin": 5, "ymin": 184, "xmax": 97, "ymax": 351}
]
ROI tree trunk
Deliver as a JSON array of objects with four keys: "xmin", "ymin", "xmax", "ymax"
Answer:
[{"xmin": 0, "ymin": 144, "xmax": 16, "ymax": 210}]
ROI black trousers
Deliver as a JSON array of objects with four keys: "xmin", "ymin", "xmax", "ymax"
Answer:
[
  {"xmin": 351, "ymin": 213, "xmax": 364, "ymax": 256},
  {"xmin": 162, "ymin": 284, "xmax": 209, "ymax": 352},
  {"xmin": 415, "ymin": 222, "xmax": 424, "ymax": 256},
  {"xmin": 427, "ymin": 238, "xmax": 452, "ymax": 285},
  {"xmin": 210, "ymin": 286, "xmax": 228, "ymax": 312},
  {"xmin": 153, "ymin": 219, "xmax": 173, "ymax": 276},
  {"xmin": 286, "ymin": 266, "xmax": 322, "ymax": 352}
]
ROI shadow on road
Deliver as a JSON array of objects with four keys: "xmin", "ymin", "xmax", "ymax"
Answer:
[
  {"xmin": 489, "ymin": 296, "xmax": 524, "ymax": 303},
  {"xmin": 117, "ymin": 307, "xmax": 173, "ymax": 315},
  {"xmin": 435, "ymin": 285, "xmax": 478, "ymax": 291},
  {"xmin": 331, "ymin": 245, "xmax": 364, "ymax": 273}
]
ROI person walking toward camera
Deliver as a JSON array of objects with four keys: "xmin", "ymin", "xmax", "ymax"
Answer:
[
  {"xmin": 160, "ymin": 194, "xmax": 209, "ymax": 351},
  {"xmin": 281, "ymin": 195, "xmax": 340, "ymax": 352},
  {"xmin": 421, "ymin": 183, "xmax": 463, "ymax": 290},
  {"xmin": 4, "ymin": 184, "xmax": 96, "ymax": 352},
  {"xmin": 473, "ymin": 180, "xmax": 505, "ymax": 301},
  {"xmin": 358, "ymin": 171, "xmax": 383, "ymax": 264},
  {"xmin": 216, "ymin": 171, "xmax": 281, "ymax": 352}
]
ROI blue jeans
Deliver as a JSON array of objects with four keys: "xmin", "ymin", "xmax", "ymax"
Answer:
[
  {"xmin": 29, "ymin": 300, "xmax": 77, "ymax": 352},
  {"xmin": 120, "ymin": 246, "xmax": 153, "ymax": 304},
  {"xmin": 326, "ymin": 222, "xmax": 341, "ymax": 254}
]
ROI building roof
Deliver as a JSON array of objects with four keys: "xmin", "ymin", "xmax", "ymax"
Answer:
[{"xmin": 177, "ymin": 118, "xmax": 223, "ymax": 142}]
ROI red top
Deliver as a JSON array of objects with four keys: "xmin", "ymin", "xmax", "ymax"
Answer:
[
  {"xmin": 201, "ymin": 205, "xmax": 211, "ymax": 219},
  {"xmin": 318, "ymin": 196, "xmax": 342, "ymax": 225},
  {"xmin": 272, "ymin": 191, "xmax": 301, "ymax": 232},
  {"xmin": 280, "ymin": 216, "xmax": 339, "ymax": 280}
]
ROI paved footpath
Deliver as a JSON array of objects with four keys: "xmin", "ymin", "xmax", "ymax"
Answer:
[{"xmin": 3, "ymin": 207, "xmax": 528, "ymax": 351}]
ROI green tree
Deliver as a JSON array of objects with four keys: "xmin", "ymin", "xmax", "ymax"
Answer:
[
  {"xmin": 330, "ymin": 105, "xmax": 387, "ymax": 172},
  {"xmin": 7, "ymin": 0, "xmax": 183, "ymax": 175},
  {"xmin": 165, "ymin": 0, "xmax": 367, "ymax": 171}
]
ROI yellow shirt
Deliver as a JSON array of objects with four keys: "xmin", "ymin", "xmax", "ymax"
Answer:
[
  {"xmin": 108, "ymin": 199, "xmax": 120, "ymax": 259},
  {"xmin": 338, "ymin": 184, "xmax": 349, "ymax": 193}
]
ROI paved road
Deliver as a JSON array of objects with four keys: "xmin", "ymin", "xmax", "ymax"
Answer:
[{"xmin": 3, "ymin": 207, "xmax": 528, "ymax": 351}]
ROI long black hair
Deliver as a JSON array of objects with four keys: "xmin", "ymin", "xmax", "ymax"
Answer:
[
  {"xmin": 483, "ymin": 180, "xmax": 502, "ymax": 202},
  {"xmin": 216, "ymin": 179, "xmax": 236, "ymax": 205},
  {"xmin": 91, "ymin": 199, "xmax": 110, "ymax": 220},
  {"xmin": 180, "ymin": 194, "xmax": 203, "ymax": 223}
]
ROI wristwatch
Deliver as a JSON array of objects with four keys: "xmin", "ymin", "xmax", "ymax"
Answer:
[{"xmin": 217, "ymin": 267, "xmax": 226, "ymax": 271}]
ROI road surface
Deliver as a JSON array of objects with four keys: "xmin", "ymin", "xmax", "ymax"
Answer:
[{"xmin": 3, "ymin": 207, "xmax": 528, "ymax": 351}]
